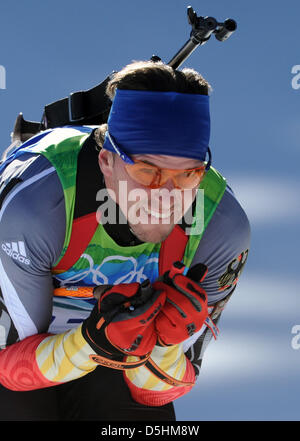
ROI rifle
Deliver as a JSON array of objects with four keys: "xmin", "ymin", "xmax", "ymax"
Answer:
[{"xmin": 6, "ymin": 6, "xmax": 236, "ymax": 152}]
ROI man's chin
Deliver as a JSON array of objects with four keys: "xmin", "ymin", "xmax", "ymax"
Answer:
[{"xmin": 129, "ymin": 223, "xmax": 175, "ymax": 244}]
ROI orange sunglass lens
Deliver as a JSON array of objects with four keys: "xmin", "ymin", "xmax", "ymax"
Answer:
[
  {"xmin": 173, "ymin": 168, "xmax": 205, "ymax": 189},
  {"xmin": 125, "ymin": 163, "xmax": 205, "ymax": 189},
  {"xmin": 125, "ymin": 163, "xmax": 158, "ymax": 186}
]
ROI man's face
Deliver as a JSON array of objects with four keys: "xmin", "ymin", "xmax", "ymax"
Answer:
[{"xmin": 98, "ymin": 150, "xmax": 203, "ymax": 243}]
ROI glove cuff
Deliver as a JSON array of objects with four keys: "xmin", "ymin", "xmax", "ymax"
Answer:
[
  {"xmin": 82, "ymin": 314, "xmax": 151, "ymax": 370},
  {"xmin": 89, "ymin": 352, "xmax": 151, "ymax": 370}
]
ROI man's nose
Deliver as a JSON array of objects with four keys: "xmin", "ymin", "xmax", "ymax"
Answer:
[{"xmin": 160, "ymin": 176, "xmax": 176, "ymax": 191}]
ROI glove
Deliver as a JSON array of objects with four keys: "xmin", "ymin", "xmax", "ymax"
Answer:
[
  {"xmin": 81, "ymin": 280, "xmax": 166, "ymax": 370},
  {"xmin": 153, "ymin": 261, "xmax": 208, "ymax": 346}
]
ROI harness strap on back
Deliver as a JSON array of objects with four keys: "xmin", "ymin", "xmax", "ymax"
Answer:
[{"xmin": 43, "ymin": 74, "xmax": 113, "ymax": 128}]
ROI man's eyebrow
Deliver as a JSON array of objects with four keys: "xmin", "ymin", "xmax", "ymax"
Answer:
[{"xmin": 136, "ymin": 158, "xmax": 157, "ymax": 166}]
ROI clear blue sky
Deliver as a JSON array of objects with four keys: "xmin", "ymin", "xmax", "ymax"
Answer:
[{"xmin": 0, "ymin": 0, "xmax": 299, "ymax": 420}]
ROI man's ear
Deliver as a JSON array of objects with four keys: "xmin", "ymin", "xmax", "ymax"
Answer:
[{"xmin": 98, "ymin": 149, "xmax": 114, "ymax": 177}]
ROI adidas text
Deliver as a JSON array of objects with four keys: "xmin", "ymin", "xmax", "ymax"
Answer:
[{"xmin": 1, "ymin": 242, "xmax": 30, "ymax": 265}]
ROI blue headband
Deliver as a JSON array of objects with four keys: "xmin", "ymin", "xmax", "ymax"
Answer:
[{"xmin": 103, "ymin": 89, "xmax": 211, "ymax": 166}]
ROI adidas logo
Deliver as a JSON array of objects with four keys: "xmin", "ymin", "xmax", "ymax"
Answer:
[{"xmin": 1, "ymin": 241, "xmax": 31, "ymax": 265}]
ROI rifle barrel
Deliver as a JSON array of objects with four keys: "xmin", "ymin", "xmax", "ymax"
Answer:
[{"xmin": 167, "ymin": 39, "xmax": 200, "ymax": 69}]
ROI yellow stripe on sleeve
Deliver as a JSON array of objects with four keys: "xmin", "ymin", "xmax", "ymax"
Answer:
[
  {"xmin": 124, "ymin": 343, "xmax": 187, "ymax": 391},
  {"xmin": 36, "ymin": 325, "xmax": 97, "ymax": 383}
]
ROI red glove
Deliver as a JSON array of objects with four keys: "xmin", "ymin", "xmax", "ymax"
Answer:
[
  {"xmin": 153, "ymin": 261, "xmax": 208, "ymax": 346},
  {"xmin": 81, "ymin": 280, "xmax": 166, "ymax": 369}
]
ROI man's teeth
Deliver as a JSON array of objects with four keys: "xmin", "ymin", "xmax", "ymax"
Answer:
[{"xmin": 143, "ymin": 207, "xmax": 171, "ymax": 219}]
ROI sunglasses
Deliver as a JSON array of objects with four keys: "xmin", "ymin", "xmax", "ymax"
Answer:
[
  {"xmin": 125, "ymin": 160, "xmax": 206, "ymax": 189},
  {"xmin": 106, "ymin": 131, "xmax": 207, "ymax": 189}
]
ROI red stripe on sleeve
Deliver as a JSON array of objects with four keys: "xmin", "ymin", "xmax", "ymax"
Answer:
[
  {"xmin": 0, "ymin": 334, "xmax": 60, "ymax": 391},
  {"xmin": 123, "ymin": 356, "xmax": 195, "ymax": 406}
]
